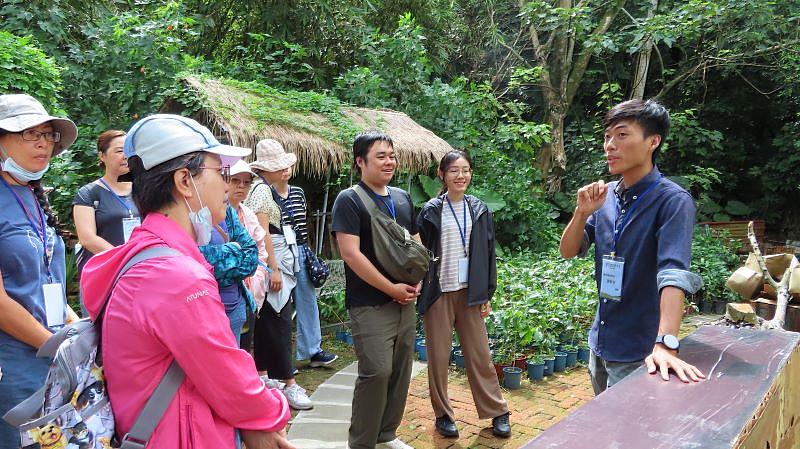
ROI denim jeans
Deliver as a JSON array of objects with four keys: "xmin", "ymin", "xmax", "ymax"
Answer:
[
  {"xmin": 0, "ymin": 343, "xmax": 51, "ymax": 449},
  {"xmin": 295, "ymin": 244, "xmax": 323, "ymax": 360},
  {"xmin": 227, "ymin": 298, "xmax": 247, "ymax": 347},
  {"xmin": 588, "ymin": 350, "xmax": 643, "ymax": 395}
]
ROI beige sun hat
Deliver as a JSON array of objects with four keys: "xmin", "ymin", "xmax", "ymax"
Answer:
[
  {"xmin": 0, "ymin": 94, "xmax": 78, "ymax": 155},
  {"xmin": 249, "ymin": 138, "xmax": 297, "ymax": 173}
]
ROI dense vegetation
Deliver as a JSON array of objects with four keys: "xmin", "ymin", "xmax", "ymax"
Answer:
[{"xmin": 1, "ymin": 0, "xmax": 793, "ymax": 326}]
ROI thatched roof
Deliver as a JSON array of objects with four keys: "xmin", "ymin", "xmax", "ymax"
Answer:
[{"xmin": 160, "ymin": 76, "xmax": 454, "ymax": 176}]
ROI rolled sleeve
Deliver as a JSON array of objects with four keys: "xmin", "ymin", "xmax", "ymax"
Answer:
[{"xmin": 655, "ymin": 191, "xmax": 695, "ymax": 272}]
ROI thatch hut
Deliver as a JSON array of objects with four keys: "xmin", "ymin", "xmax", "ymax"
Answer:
[
  {"xmin": 160, "ymin": 75, "xmax": 454, "ymax": 253},
  {"xmin": 160, "ymin": 75, "xmax": 453, "ymax": 176}
]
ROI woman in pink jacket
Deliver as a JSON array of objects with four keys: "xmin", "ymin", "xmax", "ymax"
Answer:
[{"xmin": 80, "ymin": 114, "xmax": 293, "ymax": 449}]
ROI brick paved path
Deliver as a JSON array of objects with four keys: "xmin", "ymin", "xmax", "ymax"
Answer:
[{"xmin": 397, "ymin": 365, "xmax": 594, "ymax": 449}]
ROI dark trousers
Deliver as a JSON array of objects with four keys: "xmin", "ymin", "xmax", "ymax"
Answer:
[
  {"xmin": 348, "ymin": 301, "xmax": 415, "ymax": 449},
  {"xmin": 253, "ymin": 299, "xmax": 295, "ymax": 380}
]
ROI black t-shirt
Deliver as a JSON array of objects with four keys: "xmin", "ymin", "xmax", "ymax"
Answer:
[
  {"xmin": 73, "ymin": 181, "xmax": 140, "ymax": 272},
  {"xmin": 331, "ymin": 182, "xmax": 417, "ymax": 308}
]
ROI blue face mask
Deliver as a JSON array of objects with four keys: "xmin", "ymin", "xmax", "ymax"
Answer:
[{"xmin": 0, "ymin": 143, "xmax": 49, "ymax": 182}]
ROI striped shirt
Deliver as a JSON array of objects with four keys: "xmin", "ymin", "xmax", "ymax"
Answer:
[
  {"xmin": 273, "ymin": 186, "xmax": 310, "ymax": 245},
  {"xmin": 439, "ymin": 198, "xmax": 471, "ymax": 292}
]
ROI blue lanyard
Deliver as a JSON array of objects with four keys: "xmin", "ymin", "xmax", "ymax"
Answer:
[
  {"xmin": 369, "ymin": 187, "xmax": 396, "ymax": 220},
  {"xmin": 446, "ymin": 197, "xmax": 468, "ymax": 255},
  {"xmin": 0, "ymin": 176, "xmax": 52, "ymax": 276},
  {"xmin": 612, "ymin": 177, "xmax": 661, "ymax": 255},
  {"xmin": 98, "ymin": 178, "xmax": 134, "ymax": 217}
]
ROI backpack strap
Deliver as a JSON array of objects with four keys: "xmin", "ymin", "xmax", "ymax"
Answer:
[
  {"xmin": 119, "ymin": 361, "xmax": 185, "ymax": 449},
  {"xmin": 352, "ymin": 184, "xmax": 383, "ymax": 219}
]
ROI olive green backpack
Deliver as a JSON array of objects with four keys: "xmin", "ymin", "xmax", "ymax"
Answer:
[{"xmin": 352, "ymin": 185, "xmax": 431, "ymax": 284}]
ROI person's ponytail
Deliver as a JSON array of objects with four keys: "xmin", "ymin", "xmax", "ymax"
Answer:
[{"xmin": 29, "ymin": 180, "xmax": 65, "ymax": 238}]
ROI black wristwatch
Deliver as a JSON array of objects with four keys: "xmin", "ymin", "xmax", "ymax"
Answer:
[{"xmin": 655, "ymin": 334, "xmax": 680, "ymax": 352}]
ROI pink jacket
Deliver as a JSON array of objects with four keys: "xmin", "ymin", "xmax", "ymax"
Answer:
[
  {"xmin": 235, "ymin": 203, "xmax": 269, "ymax": 308},
  {"xmin": 81, "ymin": 213, "xmax": 290, "ymax": 449}
]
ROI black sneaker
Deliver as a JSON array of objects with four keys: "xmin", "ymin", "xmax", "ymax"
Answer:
[
  {"xmin": 435, "ymin": 416, "xmax": 459, "ymax": 438},
  {"xmin": 492, "ymin": 412, "xmax": 511, "ymax": 438},
  {"xmin": 309, "ymin": 350, "xmax": 338, "ymax": 367}
]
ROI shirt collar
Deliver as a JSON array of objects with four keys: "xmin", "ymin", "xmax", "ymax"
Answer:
[{"xmin": 614, "ymin": 166, "xmax": 662, "ymax": 200}]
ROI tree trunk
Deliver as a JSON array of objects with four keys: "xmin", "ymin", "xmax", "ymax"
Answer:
[
  {"xmin": 540, "ymin": 111, "xmax": 567, "ymax": 193},
  {"xmin": 630, "ymin": 0, "xmax": 658, "ymax": 99}
]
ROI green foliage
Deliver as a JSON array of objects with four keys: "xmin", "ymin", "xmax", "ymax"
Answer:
[
  {"xmin": 487, "ymin": 251, "xmax": 596, "ymax": 359},
  {"xmin": 691, "ymin": 226, "xmax": 741, "ymax": 303},
  {"xmin": 319, "ymin": 290, "xmax": 347, "ymax": 326},
  {"xmin": 0, "ymin": 31, "xmax": 62, "ymax": 111}
]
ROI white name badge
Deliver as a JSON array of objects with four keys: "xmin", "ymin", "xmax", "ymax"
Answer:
[
  {"xmin": 283, "ymin": 225, "xmax": 297, "ymax": 245},
  {"xmin": 600, "ymin": 255, "xmax": 625, "ymax": 301},
  {"xmin": 122, "ymin": 217, "xmax": 141, "ymax": 243},
  {"xmin": 43, "ymin": 283, "xmax": 65, "ymax": 328},
  {"xmin": 458, "ymin": 258, "xmax": 469, "ymax": 283}
]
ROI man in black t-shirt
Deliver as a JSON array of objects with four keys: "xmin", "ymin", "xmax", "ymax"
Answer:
[{"xmin": 332, "ymin": 131, "xmax": 420, "ymax": 449}]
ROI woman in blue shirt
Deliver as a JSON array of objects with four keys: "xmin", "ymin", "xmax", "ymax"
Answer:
[{"xmin": 0, "ymin": 94, "xmax": 80, "ymax": 449}]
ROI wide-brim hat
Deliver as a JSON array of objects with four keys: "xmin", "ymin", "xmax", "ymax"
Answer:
[
  {"xmin": 230, "ymin": 159, "xmax": 255, "ymax": 177},
  {"xmin": 0, "ymin": 94, "xmax": 78, "ymax": 155},
  {"xmin": 249, "ymin": 138, "xmax": 297, "ymax": 173}
]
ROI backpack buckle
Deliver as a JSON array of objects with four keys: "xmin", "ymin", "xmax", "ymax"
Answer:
[{"xmin": 119, "ymin": 433, "xmax": 147, "ymax": 449}]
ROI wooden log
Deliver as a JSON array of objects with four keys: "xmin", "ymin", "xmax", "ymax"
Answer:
[{"xmin": 521, "ymin": 326, "xmax": 800, "ymax": 449}]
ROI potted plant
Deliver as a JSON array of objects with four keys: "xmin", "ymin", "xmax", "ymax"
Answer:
[
  {"xmin": 502, "ymin": 366, "xmax": 524, "ymax": 389},
  {"xmin": 564, "ymin": 344, "xmax": 579, "ymax": 368},
  {"xmin": 526, "ymin": 354, "xmax": 546, "ymax": 381}
]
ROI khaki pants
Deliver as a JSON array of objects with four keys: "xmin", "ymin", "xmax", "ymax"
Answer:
[
  {"xmin": 348, "ymin": 301, "xmax": 415, "ymax": 449},
  {"xmin": 423, "ymin": 290, "xmax": 508, "ymax": 421}
]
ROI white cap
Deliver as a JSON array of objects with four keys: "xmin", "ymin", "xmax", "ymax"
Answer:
[
  {"xmin": 124, "ymin": 114, "xmax": 250, "ymax": 169},
  {"xmin": 230, "ymin": 159, "xmax": 254, "ymax": 177}
]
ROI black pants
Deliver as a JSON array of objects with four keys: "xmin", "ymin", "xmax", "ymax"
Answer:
[
  {"xmin": 240, "ymin": 305, "xmax": 256, "ymax": 352},
  {"xmin": 254, "ymin": 298, "xmax": 295, "ymax": 380}
]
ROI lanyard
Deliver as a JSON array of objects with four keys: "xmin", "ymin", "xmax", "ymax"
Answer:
[
  {"xmin": 0, "ymin": 175, "xmax": 52, "ymax": 275},
  {"xmin": 612, "ymin": 177, "xmax": 661, "ymax": 255},
  {"xmin": 446, "ymin": 197, "xmax": 468, "ymax": 255},
  {"xmin": 369, "ymin": 187, "xmax": 396, "ymax": 220},
  {"xmin": 98, "ymin": 178, "xmax": 134, "ymax": 217}
]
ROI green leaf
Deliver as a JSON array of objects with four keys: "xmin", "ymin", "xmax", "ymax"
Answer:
[
  {"xmin": 418, "ymin": 174, "xmax": 441, "ymax": 199},
  {"xmin": 724, "ymin": 200, "xmax": 752, "ymax": 216}
]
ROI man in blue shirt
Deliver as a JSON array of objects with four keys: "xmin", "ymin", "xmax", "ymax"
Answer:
[{"xmin": 560, "ymin": 99, "xmax": 705, "ymax": 395}]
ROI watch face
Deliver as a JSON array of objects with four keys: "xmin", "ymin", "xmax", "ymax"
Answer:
[{"xmin": 663, "ymin": 334, "xmax": 680, "ymax": 349}]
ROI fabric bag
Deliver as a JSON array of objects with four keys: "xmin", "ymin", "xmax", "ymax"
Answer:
[
  {"xmin": 3, "ymin": 247, "xmax": 185, "ymax": 449},
  {"xmin": 303, "ymin": 245, "xmax": 329, "ymax": 288},
  {"xmin": 352, "ymin": 185, "xmax": 431, "ymax": 284}
]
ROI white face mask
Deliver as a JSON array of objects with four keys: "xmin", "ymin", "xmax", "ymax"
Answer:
[
  {"xmin": 184, "ymin": 174, "xmax": 213, "ymax": 246},
  {"xmin": 0, "ymin": 143, "xmax": 49, "ymax": 182}
]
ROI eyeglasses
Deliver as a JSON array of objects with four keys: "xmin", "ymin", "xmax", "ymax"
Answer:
[
  {"xmin": 446, "ymin": 168, "xmax": 473, "ymax": 176},
  {"xmin": 199, "ymin": 165, "xmax": 231, "ymax": 183},
  {"xmin": 18, "ymin": 129, "xmax": 61, "ymax": 143},
  {"xmin": 230, "ymin": 177, "xmax": 253, "ymax": 188}
]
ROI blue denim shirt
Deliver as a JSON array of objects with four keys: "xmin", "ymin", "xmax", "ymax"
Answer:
[{"xmin": 582, "ymin": 167, "xmax": 697, "ymax": 362}]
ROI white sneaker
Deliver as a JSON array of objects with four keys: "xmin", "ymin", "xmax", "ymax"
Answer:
[
  {"xmin": 260, "ymin": 375, "xmax": 285, "ymax": 390},
  {"xmin": 284, "ymin": 383, "xmax": 313, "ymax": 410},
  {"xmin": 377, "ymin": 438, "xmax": 414, "ymax": 449}
]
